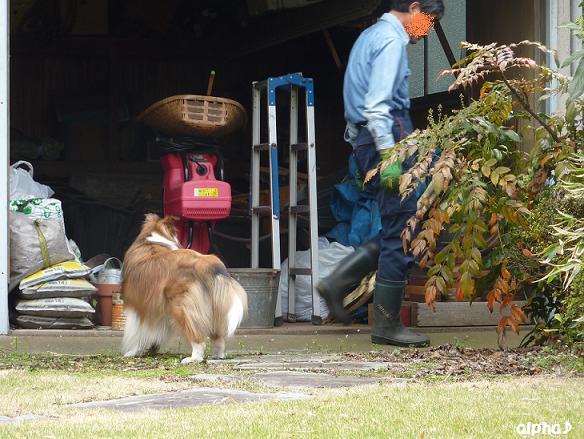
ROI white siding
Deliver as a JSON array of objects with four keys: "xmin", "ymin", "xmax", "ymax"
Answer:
[
  {"xmin": 547, "ymin": 0, "xmax": 583, "ymax": 114},
  {"xmin": 408, "ymin": 0, "xmax": 467, "ymax": 98},
  {"xmin": 0, "ymin": 0, "xmax": 9, "ymax": 334}
]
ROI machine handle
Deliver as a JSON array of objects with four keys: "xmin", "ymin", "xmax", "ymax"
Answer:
[{"xmin": 206, "ymin": 70, "xmax": 216, "ymax": 96}]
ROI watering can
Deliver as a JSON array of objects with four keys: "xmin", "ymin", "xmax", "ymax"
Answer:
[{"xmin": 95, "ymin": 258, "xmax": 123, "ymax": 327}]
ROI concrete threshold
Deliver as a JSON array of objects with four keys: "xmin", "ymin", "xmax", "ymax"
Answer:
[
  {"xmin": 0, "ymin": 324, "xmax": 530, "ymax": 355},
  {"xmin": 7, "ymin": 323, "xmax": 518, "ymax": 337}
]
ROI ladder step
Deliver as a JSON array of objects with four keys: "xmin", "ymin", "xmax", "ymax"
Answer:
[
  {"xmin": 289, "ymin": 268, "xmax": 312, "ymax": 276},
  {"xmin": 252, "ymin": 206, "xmax": 272, "ymax": 215},
  {"xmin": 290, "ymin": 142, "xmax": 308, "ymax": 151},
  {"xmin": 253, "ymin": 143, "xmax": 272, "ymax": 151},
  {"xmin": 289, "ymin": 205, "xmax": 310, "ymax": 214}
]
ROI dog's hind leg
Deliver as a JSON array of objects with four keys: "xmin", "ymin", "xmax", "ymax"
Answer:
[
  {"xmin": 181, "ymin": 341, "xmax": 206, "ymax": 364},
  {"xmin": 168, "ymin": 302, "xmax": 209, "ymax": 364},
  {"xmin": 122, "ymin": 308, "xmax": 168, "ymax": 357},
  {"xmin": 210, "ymin": 337, "xmax": 225, "ymax": 359}
]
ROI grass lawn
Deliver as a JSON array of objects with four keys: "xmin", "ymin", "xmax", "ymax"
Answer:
[{"xmin": 0, "ymin": 350, "xmax": 582, "ymax": 438}]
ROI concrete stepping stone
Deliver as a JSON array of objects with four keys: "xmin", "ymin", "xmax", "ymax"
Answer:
[
  {"xmin": 235, "ymin": 360, "xmax": 389, "ymax": 371},
  {"xmin": 189, "ymin": 373, "xmax": 240, "ymax": 384},
  {"xmin": 209, "ymin": 353, "xmax": 341, "ymax": 366},
  {"xmin": 253, "ymin": 371, "xmax": 382, "ymax": 388},
  {"xmin": 0, "ymin": 414, "xmax": 49, "ymax": 423},
  {"xmin": 73, "ymin": 388, "xmax": 310, "ymax": 412}
]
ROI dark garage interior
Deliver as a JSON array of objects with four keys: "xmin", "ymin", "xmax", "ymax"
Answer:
[{"xmin": 8, "ymin": 0, "xmax": 542, "ymax": 267}]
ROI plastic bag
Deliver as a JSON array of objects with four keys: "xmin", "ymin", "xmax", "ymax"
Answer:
[
  {"xmin": 16, "ymin": 315, "xmax": 94, "ymax": 330},
  {"xmin": 20, "ymin": 279, "xmax": 97, "ymax": 299},
  {"xmin": 19, "ymin": 261, "xmax": 91, "ymax": 290},
  {"xmin": 16, "ymin": 297, "xmax": 95, "ymax": 318},
  {"xmin": 279, "ymin": 237, "xmax": 355, "ymax": 321},
  {"xmin": 9, "ymin": 199, "xmax": 76, "ymax": 291},
  {"xmin": 9, "ymin": 161, "xmax": 54, "ymax": 200}
]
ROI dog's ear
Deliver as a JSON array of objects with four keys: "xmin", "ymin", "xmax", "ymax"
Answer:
[
  {"xmin": 144, "ymin": 213, "xmax": 160, "ymax": 223},
  {"xmin": 162, "ymin": 216, "xmax": 179, "ymax": 225}
]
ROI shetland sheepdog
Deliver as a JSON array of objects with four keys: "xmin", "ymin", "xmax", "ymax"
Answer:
[{"xmin": 121, "ymin": 214, "xmax": 247, "ymax": 363}]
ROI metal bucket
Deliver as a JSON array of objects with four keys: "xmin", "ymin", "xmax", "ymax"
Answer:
[
  {"xmin": 228, "ymin": 269, "xmax": 280, "ymax": 329},
  {"xmin": 95, "ymin": 258, "xmax": 123, "ymax": 327},
  {"xmin": 97, "ymin": 258, "xmax": 123, "ymax": 284}
]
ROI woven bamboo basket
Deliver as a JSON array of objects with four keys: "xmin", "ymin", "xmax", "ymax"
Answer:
[{"xmin": 138, "ymin": 95, "xmax": 247, "ymax": 137}]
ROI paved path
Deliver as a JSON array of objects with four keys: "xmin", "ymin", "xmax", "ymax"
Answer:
[{"xmin": 73, "ymin": 353, "xmax": 403, "ymax": 412}]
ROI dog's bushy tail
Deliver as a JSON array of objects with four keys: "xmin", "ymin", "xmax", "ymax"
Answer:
[{"xmin": 212, "ymin": 274, "xmax": 248, "ymax": 337}]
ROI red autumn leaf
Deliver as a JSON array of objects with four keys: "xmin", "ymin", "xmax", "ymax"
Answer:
[
  {"xmin": 511, "ymin": 304, "xmax": 527, "ymax": 322},
  {"xmin": 522, "ymin": 248, "xmax": 534, "ymax": 258},
  {"xmin": 494, "ymin": 289, "xmax": 502, "ymax": 301},
  {"xmin": 425, "ymin": 285, "xmax": 437, "ymax": 306},
  {"xmin": 501, "ymin": 295, "xmax": 514, "ymax": 310},
  {"xmin": 501, "ymin": 267, "xmax": 511, "ymax": 281},
  {"xmin": 489, "ymin": 214, "xmax": 498, "ymax": 226},
  {"xmin": 455, "ymin": 286, "xmax": 464, "ymax": 302},
  {"xmin": 497, "ymin": 316, "xmax": 508, "ymax": 333},
  {"xmin": 508, "ymin": 316, "xmax": 520, "ymax": 334},
  {"xmin": 487, "ymin": 291, "xmax": 496, "ymax": 313},
  {"xmin": 496, "ymin": 277, "xmax": 510, "ymax": 294}
]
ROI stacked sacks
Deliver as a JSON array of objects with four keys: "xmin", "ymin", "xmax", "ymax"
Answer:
[{"xmin": 15, "ymin": 261, "xmax": 96, "ymax": 329}]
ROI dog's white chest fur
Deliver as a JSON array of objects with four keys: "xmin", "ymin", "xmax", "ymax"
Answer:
[{"xmin": 146, "ymin": 232, "xmax": 180, "ymax": 250}]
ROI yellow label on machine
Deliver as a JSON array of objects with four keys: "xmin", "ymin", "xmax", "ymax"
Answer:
[{"xmin": 194, "ymin": 188, "xmax": 219, "ymax": 197}]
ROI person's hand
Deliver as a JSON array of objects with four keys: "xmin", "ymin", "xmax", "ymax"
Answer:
[{"xmin": 380, "ymin": 161, "xmax": 402, "ymax": 192}]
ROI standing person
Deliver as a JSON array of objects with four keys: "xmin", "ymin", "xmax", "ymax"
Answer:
[{"xmin": 317, "ymin": 0, "xmax": 444, "ymax": 346}]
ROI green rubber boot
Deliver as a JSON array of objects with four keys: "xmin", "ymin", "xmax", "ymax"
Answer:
[
  {"xmin": 316, "ymin": 241, "xmax": 379, "ymax": 324},
  {"xmin": 371, "ymin": 278, "xmax": 430, "ymax": 347}
]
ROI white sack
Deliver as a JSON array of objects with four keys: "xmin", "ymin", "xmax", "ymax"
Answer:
[{"xmin": 279, "ymin": 237, "xmax": 355, "ymax": 321}]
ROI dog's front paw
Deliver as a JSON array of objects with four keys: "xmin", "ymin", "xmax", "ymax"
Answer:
[{"xmin": 181, "ymin": 355, "xmax": 203, "ymax": 364}]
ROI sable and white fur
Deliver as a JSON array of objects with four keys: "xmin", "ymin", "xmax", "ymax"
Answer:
[{"xmin": 121, "ymin": 214, "xmax": 248, "ymax": 363}]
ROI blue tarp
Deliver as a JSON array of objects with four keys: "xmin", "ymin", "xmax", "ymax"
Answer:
[
  {"xmin": 326, "ymin": 152, "xmax": 435, "ymax": 247},
  {"xmin": 326, "ymin": 155, "xmax": 382, "ymax": 248}
]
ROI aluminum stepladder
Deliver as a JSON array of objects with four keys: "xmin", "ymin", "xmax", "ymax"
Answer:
[{"xmin": 250, "ymin": 73, "xmax": 323, "ymax": 325}]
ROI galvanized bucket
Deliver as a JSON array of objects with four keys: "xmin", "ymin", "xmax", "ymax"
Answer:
[
  {"xmin": 95, "ymin": 257, "xmax": 123, "ymax": 328},
  {"xmin": 97, "ymin": 257, "xmax": 123, "ymax": 284},
  {"xmin": 228, "ymin": 269, "xmax": 280, "ymax": 329}
]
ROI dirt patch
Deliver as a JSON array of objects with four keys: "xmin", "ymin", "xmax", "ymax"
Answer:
[{"xmin": 344, "ymin": 345, "xmax": 584, "ymax": 379}]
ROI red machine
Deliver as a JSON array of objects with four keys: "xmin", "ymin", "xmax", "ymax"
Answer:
[
  {"xmin": 159, "ymin": 139, "xmax": 231, "ymax": 253},
  {"xmin": 138, "ymin": 94, "xmax": 246, "ymax": 254}
]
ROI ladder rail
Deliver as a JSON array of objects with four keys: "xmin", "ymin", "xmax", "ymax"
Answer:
[
  {"xmin": 267, "ymin": 78, "xmax": 283, "ymax": 322},
  {"xmin": 287, "ymin": 86, "xmax": 299, "ymax": 323},
  {"xmin": 250, "ymin": 83, "xmax": 261, "ymax": 268},
  {"xmin": 306, "ymin": 101, "xmax": 321, "ymax": 323},
  {"xmin": 250, "ymin": 73, "xmax": 323, "ymax": 325}
]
